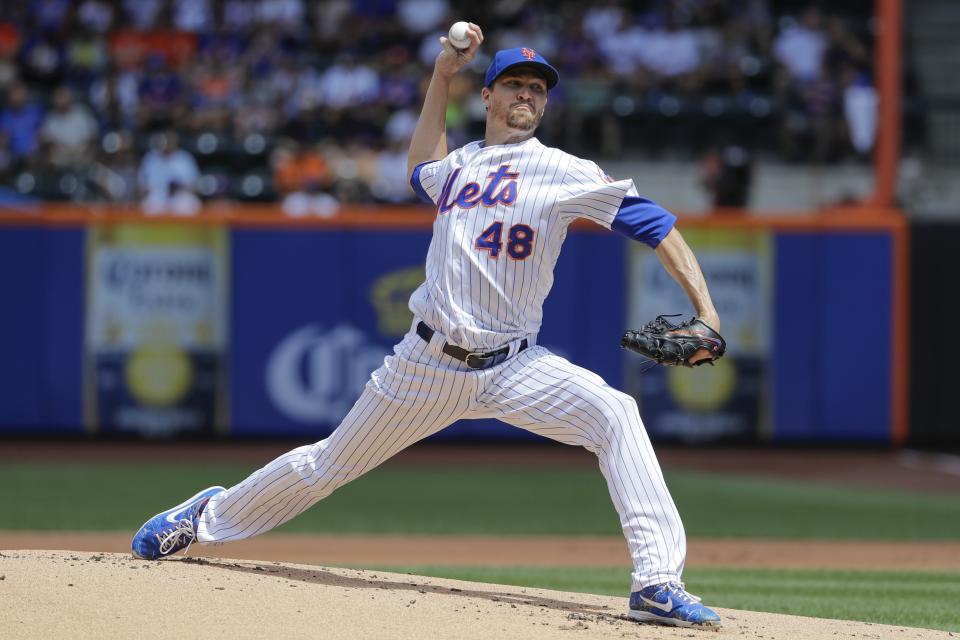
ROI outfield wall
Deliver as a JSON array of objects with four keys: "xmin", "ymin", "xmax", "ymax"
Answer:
[{"xmin": 0, "ymin": 206, "xmax": 906, "ymax": 443}]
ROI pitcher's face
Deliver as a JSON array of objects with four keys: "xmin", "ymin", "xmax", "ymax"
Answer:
[{"xmin": 482, "ymin": 70, "xmax": 548, "ymax": 132}]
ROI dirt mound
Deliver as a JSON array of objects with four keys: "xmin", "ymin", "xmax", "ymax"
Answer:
[{"xmin": 0, "ymin": 551, "xmax": 950, "ymax": 640}]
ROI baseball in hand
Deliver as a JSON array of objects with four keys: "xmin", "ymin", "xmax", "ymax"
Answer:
[{"xmin": 448, "ymin": 21, "xmax": 471, "ymax": 49}]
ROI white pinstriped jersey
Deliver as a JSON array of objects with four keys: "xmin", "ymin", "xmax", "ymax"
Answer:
[{"xmin": 411, "ymin": 137, "xmax": 639, "ymax": 351}]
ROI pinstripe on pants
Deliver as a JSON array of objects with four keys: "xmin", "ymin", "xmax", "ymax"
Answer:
[{"xmin": 197, "ymin": 324, "xmax": 685, "ymax": 591}]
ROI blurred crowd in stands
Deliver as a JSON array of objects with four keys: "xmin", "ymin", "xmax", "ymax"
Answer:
[{"xmin": 0, "ymin": 0, "xmax": 882, "ymax": 212}]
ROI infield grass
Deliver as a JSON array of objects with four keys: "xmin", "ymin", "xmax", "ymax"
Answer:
[
  {"xmin": 373, "ymin": 565, "xmax": 960, "ymax": 632},
  {"xmin": 2, "ymin": 463, "xmax": 959, "ymax": 539}
]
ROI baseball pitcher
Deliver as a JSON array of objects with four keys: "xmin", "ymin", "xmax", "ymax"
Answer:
[{"xmin": 131, "ymin": 24, "xmax": 725, "ymax": 630}]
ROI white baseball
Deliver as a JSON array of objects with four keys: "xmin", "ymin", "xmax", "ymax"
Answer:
[{"xmin": 448, "ymin": 21, "xmax": 471, "ymax": 49}]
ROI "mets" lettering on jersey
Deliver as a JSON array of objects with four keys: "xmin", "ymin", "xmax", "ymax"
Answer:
[{"xmin": 438, "ymin": 164, "xmax": 519, "ymax": 214}]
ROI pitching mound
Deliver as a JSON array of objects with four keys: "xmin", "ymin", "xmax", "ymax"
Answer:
[{"xmin": 0, "ymin": 551, "xmax": 949, "ymax": 640}]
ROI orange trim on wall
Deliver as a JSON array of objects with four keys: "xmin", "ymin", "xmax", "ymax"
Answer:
[
  {"xmin": 870, "ymin": 0, "xmax": 903, "ymax": 208},
  {"xmin": 0, "ymin": 204, "xmax": 907, "ymax": 232},
  {"xmin": 890, "ymin": 219, "xmax": 910, "ymax": 445},
  {"xmin": 0, "ymin": 206, "xmax": 438, "ymax": 230},
  {"xmin": 675, "ymin": 210, "xmax": 906, "ymax": 232}
]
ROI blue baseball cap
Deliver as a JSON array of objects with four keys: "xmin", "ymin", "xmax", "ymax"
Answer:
[{"xmin": 484, "ymin": 47, "xmax": 559, "ymax": 90}]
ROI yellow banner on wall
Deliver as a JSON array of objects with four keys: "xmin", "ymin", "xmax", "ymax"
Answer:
[
  {"xmin": 84, "ymin": 224, "xmax": 229, "ymax": 437},
  {"xmin": 626, "ymin": 228, "xmax": 773, "ymax": 441}
]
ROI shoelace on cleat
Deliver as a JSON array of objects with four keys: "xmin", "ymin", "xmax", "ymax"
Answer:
[
  {"xmin": 156, "ymin": 518, "xmax": 197, "ymax": 556},
  {"xmin": 665, "ymin": 582, "xmax": 702, "ymax": 605}
]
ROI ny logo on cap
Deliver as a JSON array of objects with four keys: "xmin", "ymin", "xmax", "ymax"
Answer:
[{"xmin": 521, "ymin": 48, "xmax": 537, "ymax": 60}]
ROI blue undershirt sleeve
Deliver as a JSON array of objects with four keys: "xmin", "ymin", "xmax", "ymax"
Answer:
[{"xmin": 610, "ymin": 196, "xmax": 677, "ymax": 248}]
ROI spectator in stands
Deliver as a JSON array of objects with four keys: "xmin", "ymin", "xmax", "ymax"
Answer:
[
  {"xmin": 173, "ymin": 0, "xmax": 215, "ymax": 33},
  {"xmin": 90, "ymin": 130, "xmax": 139, "ymax": 202},
  {"xmin": 593, "ymin": 15, "xmax": 644, "ymax": 79},
  {"xmin": 18, "ymin": 30, "xmax": 65, "ymax": 91},
  {"xmin": 564, "ymin": 59, "xmax": 620, "ymax": 156},
  {"xmin": 89, "ymin": 64, "xmax": 141, "ymax": 132},
  {"xmin": 39, "ymin": 85, "xmax": 98, "ymax": 169},
  {"xmin": 583, "ymin": 1, "xmax": 627, "ymax": 44},
  {"xmin": 841, "ymin": 62, "xmax": 877, "ymax": 158},
  {"xmin": 371, "ymin": 139, "xmax": 415, "ymax": 204},
  {"xmin": 122, "ymin": 0, "xmax": 165, "ymax": 31},
  {"xmin": 249, "ymin": 36, "xmax": 298, "ymax": 104},
  {"xmin": 553, "ymin": 19, "xmax": 596, "ymax": 78},
  {"xmin": 138, "ymin": 55, "xmax": 184, "ymax": 131},
  {"xmin": 397, "ymin": 0, "xmax": 450, "ymax": 35},
  {"xmin": 638, "ymin": 15, "xmax": 703, "ymax": 93},
  {"xmin": 774, "ymin": 6, "xmax": 852, "ymax": 162},
  {"xmin": 30, "ymin": 0, "xmax": 72, "ymax": 33},
  {"xmin": 825, "ymin": 18, "xmax": 871, "ymax": 160},
  {"xmin": 417, "ymin": 28, "xmax": 447, "ymax": 67},
  {"xmin": 384, "ymin": 107, "xmax": 418, "ymax": 145},
  {"xmin": 65, "ymin": 28, "xmax": 109, "ymax": 89},
  {"xmin": 138, "ymin": 130, "xmax": 201, "ymax": 215},
  {"xmin": 327, "ymin": 141, "xmax": 377, "ymax": 203},
  {"xmin": 233, "ymin": 75, "xmax": 280, "ymax": 136},
  {"xmin": 188, "ymin": 59, "xmax": 241, "ymax": 133},
  {"xmin": 379, "ymin": 54, "xmax": 420, "ymax": 109},
  {"xmin": 0, "ymin": 45, "xmax": 18, "ymax": 95},
  {"xmin": 735, "ymin": 0, "xmax": 775, "ymax": 49},
  {"xmin": 318, "ymin": 54, "xmax": 380, "ymax": 110},
  {"xmin": 494, "ymin": 16, "xmax": 559, "ymax": 59},
  {"xmin": 0, "ymin": 0, "xmax": 903, "ymax": 204},
  {"xmin": 824, "ymin": 15, "xmax": 869, "ymax": 73},
  {"xmin": 223, "ymin": 0, "xmax": 259, "ymax": 34},
  {"xmin": 272, "ymin": 138, "xmax": 339, "ymax": 217},
  {"xmin": 258, "ymin": 0, "xmax": 306, "ymax": 33},
  {"xmin": 773, "ymin": 6, "xmax": 827, "ymax": 85},
  {"xmin": 702, "ymin": 22, "xmax": 753, "ymax": 94},
  {"xmin": 311, "ymin": 0, "xmax": 352, "ymax": 42},
  {"xmin": 76, "ymin": 0, "xmax": 116, "ymax": 34},
  {"xmin": 779, "ymin": 64, "xmax": 841, "ymax": 163},
  {"xmin": 0, "ymin": 82, "xmax": 44, "ymax": 172},
  {"xmin": 701, "ymin": 144, "xmax": 753, "ymax": 208}
]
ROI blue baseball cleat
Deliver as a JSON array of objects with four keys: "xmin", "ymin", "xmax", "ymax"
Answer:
[
  {"xmin": 628, "ymin": 582, "xmax": 722, "ymax": 630},
  {"xmin": 131, "ymin": 486, "xmax": 224, "ymax": 560}
]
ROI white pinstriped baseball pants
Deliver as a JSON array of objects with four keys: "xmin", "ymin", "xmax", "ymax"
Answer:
[{"xmin": 197, "ymin": 322, "xmax": 686, "ymax": 591}]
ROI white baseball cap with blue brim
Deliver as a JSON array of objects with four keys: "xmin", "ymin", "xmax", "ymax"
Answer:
[{"xmin": 484, "ymin": 47, "xmax": 560, "ymax": 90}]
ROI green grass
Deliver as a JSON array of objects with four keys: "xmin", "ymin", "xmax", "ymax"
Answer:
[
  {"xmin": 2, "ymin": 463, "xmax": 959, "ymax": 539},
  {"xmin": 5, "ymin": 461, "xmax": 958, "ymax": 631},
  {"xmin": 369, "ymin": 565, "xmax": 960, "ymax": 632}
]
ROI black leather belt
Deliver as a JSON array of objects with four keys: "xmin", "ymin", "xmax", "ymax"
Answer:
[{"xmin": 416, "ymin": 321, "xmax": 528, "ymax": 370}]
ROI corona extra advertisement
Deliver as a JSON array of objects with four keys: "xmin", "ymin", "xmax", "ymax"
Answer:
[
  {"xmin": 84, "ymin": 224, "xmax": 229, "ymax": 437},
  {"xmin": 626, "ymin": 229, "xmax": 772, "ymax": 441}
]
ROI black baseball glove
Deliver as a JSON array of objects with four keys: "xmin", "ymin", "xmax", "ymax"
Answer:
[{"xmin": 621, "ymin": 315, "xmax": 726, "ymax": 367}]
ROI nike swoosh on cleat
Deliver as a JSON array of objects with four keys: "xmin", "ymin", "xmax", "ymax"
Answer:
[
  {"xmin": 639, "ymin": 595, "xmax": 674, "ymax": 613},
  {"xmin": 158, "ymin": 487, "xmax": 222, "ymax": 524}
]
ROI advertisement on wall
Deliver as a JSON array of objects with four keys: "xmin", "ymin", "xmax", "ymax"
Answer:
[
  {"xmin": 626, "ymin": 228, "xmax": 772, "ymax": 441},
  {"xmin": 262, "ymin": 263, "xmax": 424, "ymax": 427},
  {"xmin": 263, "ymin": 263, "xmax": 439, "ymax": 426},
  {"xmin": 85, "ymin": 224, "xmax": 229, "ymax": 437}
]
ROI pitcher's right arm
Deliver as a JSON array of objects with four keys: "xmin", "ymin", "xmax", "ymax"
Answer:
[{"xmin": 407, "ymin": 23, "xmax": 484, "ymax": 176}]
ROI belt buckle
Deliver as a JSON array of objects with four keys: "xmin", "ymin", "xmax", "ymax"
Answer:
[{"xmin": 464, "ymin": 352, "xmax": 489, "ymax": 369}]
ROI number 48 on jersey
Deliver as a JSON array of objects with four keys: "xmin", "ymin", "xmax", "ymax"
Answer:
[{"xmin": 475, "ymin": 222, "xmax": 534, "ymax": 260}]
